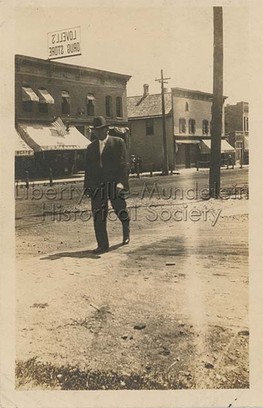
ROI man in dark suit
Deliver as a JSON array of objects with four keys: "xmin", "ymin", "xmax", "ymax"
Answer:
[{"xmin": 84, "ymin": 116, "xmax": 130, "ymax": 254}]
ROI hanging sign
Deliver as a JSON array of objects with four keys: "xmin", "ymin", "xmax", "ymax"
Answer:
[{"xmin": 47, "ymin": 26, "xmax": 81, "ymax": 60}]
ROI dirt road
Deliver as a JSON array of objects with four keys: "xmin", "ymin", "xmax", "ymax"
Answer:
[{"xmin": 16, "ymin": 188, "xmax": 249, "ymax": 390}]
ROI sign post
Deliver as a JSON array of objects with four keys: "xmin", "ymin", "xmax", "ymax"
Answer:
[{"xmin": 47, "ymin": 26, "xmax": 81, "ymax": 60}]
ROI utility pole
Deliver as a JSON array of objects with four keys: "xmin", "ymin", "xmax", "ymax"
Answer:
[
  {"xmin": 155, "ymin": 70, "xmax": 170, "ymax": 176},
  {"xmin": 209, "ymin": 7, "xmax": 223, "ymax": 198}
]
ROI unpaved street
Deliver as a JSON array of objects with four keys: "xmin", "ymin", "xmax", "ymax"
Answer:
[{"xmin": 15, "ymin": 169, "xmax": 249, "ymax": 390}]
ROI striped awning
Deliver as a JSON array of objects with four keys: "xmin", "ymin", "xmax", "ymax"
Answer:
[
  {"xmin": 87, "ymin": 94, "xmax": 95, "ymax": 101},
  {"xmin": 15, "ymin": 130, "xmax": 34, "ymax": 156},
  {"xmin": 22, "ymin": 87, "xmax": 39, "ymax": 102},
  {"xmin": 17, "ymin": 121, "xmax": 91, "ymax": 152},
  {"xmin": 38, "ymin": 88, "xmax": 54, "ymax": 104}
]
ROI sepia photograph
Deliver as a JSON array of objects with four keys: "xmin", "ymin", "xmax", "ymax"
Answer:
[{"xmin": 1, "ymin": 0, "xmax": 263, "ymax": 407}]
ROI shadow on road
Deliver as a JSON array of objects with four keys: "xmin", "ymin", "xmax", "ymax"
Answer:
[{"xmin": 41, "ymin": 243, "xmax": 124, "ymax": 261}]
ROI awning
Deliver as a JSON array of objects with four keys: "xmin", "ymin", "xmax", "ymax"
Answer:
[
  {"xmin": 61, "ymin": 91, "xmax": 70, "ymax": 101},
  {"xmin": 244, "ymin": 136, "xmax": 249, "ymax": 151},
  {"xmin": 87, "ymin": 94, "xmax": 95, "ymax": 101},
  {"xmin": 200, "ymin": 139, "xmax": 235, "ymax": 154},
  {"xmin": 15, "ymin": 130, "xmax": 34, "ymax": 156},
  {"xmin": 38, "ymin": 89, "xmax": 54, "ymax": 104},
  {"xmin": 89, "ymin": 125, "xmax": 129, "ymax": 135},
  {"xmin": 109, "ymin": 126, "xmax": 130, "ymax": 135},
  {"xmin": 17, "ymin": 122, "xmax": 91, "ymax": 152},
  {"xmin": 176, "ymin": 139, "xmax": 200, "ymax": 144},
  {"xmin": 22, "ymin": 87, "xmax": 39, "ymax": 102}
]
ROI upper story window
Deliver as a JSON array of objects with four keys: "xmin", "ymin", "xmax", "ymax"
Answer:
[
  {"xmin": 61, "ymin": 90, "xmax": 70, "ymax": 115},
  {"xmin": 244, "ymin": 116, "xmax": 249, "ymax": 132},
  {"xmin": 22, "ymin": 101, "xmax": 33, "ymax": 112},
  {"xmin": 202, "ymin": 119, "xmax": 209, "ymax": 135},
  {"xmin": 105, "ymin": 95, "xmax": 113, "ymax": 117},
  {"xmin": 185, "ymin": 102, "xmax": 189, "ymax": 112},
  {"xmin": 116, "ymin": 97, "xmax": 123, "ymax": 118},
  {"xmin": 87, "ymin": 94, "xmax": 95, "ymax": 116},
  {"xmin": 22, "ymin": 86, "xmax": 39, "ymax": 113},
  {"xmin": 146, "ymin": 118, "xmax": 154, "ymax": 135},
  {"xmin": 188, "ymin": 119, "xmax": 196, "ymax": 134},
  {"xmin": 38, "ymin": 88, "xmax": 54, "ymax": 114},
  {"xmin": 179, "ymin": 118, "xmax": 186, "ymax": 133},
  {"xmin": 39, "ymin": 102, "xmax": 48, "ymax": 114}
]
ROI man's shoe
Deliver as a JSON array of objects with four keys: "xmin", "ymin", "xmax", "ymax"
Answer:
[
  {"xmin": 92, "ymin": 245, "xmax": 109, "ymax": 254},
  {"xmin": 122, "ymin": 230, "xmax": 130, "ymax": 245},
  {"xmin": 122, "ymin": 237, "xmax": 130, "ymax": 245},
  {"xmin": 122, "ymin": 224, "xmax": 130, "ymax": 245}
]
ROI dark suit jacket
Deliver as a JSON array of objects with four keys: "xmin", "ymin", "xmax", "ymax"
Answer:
[{"xmin": 84, "ymin": 135, "xmax": 129, "ymax": 192}]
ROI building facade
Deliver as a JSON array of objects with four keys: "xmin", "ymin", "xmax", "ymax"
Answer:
[
  {"xmin": 225, "ymin": 101, "xmax": 249, "ymax": 164},
  {"xmin": 15, "ymin": 54, "xmax": 131, "ymax": 178},
  {"xmin": 127, "ymin": 85, "xmax": 174, "ymax": 172},
  {"xmin": 172, "ymin": 87, "xmax": 228, "ymax": 168},
  {"xmin": 127, "ymin": 85, "xmax": 231, "ymax": 171}
]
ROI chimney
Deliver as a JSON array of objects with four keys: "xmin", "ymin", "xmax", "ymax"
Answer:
[{"xmin": 143, "ymin": 84, "xmax": 149, "ymax": 97}]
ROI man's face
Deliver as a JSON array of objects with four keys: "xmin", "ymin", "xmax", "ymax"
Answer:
[{"xmin": 94, "ymin": 126, "xmax": 108, "ymax": 141}]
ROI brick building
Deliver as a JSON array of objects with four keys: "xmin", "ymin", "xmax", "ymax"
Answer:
[
  {"xmin": 225, "ymin": 101, "xmax": 249, "ymax": 164},
  {"xmin": 127, "ymin": 85, "xmax": 232, "ymax": 171},
  {"xmin": 15, "ymin": 54, "xmax": 131, "ymax": 178}
]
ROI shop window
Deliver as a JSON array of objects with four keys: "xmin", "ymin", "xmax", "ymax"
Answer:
[
  {"xmin": 146, "ymin": 118, "xmax": 154, "ymax": 135},
  {"xmin": 202, "ymin": 119, "xmax": 209, "ymax": 135},
  {"xmin": 179, "ymin": 118, "xmax": 186, "ymax": 133},
  {"xmin": 105, "ymin": 95, "xmax": 112, "ymax": 117},
  {"xmin": 61, "ymin": 90, "xmax": 70, "ymax": 115},
  {"xmin": 116, "ymin": 97, "xmax": 123, "ymax": 117},
  {"xmin": 189, "ymin": 119, "xmax": 196, "ymax": 134}
]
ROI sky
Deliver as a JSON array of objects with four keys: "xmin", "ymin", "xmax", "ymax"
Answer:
[{"xmin": 15, "ymin": 4, "xmax": 249, "ymax": 104}]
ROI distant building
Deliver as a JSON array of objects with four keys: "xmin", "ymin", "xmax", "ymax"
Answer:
[
  {"xmin": 127, "ymin": 84, "xmax": 173, "ymax": 172},
  {"xmin": 127, "ymin": 85, "xmax": 232, "ymax": 171},
  {"xmin": 225, "ymin": 101, "xmax": 249, "ymax": 164},
  {"xmin": 15, "ymin": 54, "xmax": 131, "ymax": 179}
]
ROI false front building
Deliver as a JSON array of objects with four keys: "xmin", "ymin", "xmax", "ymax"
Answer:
[
  {"xmin": 15, "ymin": 54, "xmax": 131, "ymax": 179},
  {"xmin": 127, "ymin": 85, "xmax": 233, "ymax": 171}
]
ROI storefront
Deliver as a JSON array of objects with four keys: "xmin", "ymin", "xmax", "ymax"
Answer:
[
  {"xmin": 199, "ymin": 139, "xmax": 235, "ymax": 167},
  {"xmin": 15, "ymin": 130, "xmax": 34, "ymax": 180},
  {"xmin": 16, "ymin": 118, "xmax": 90, "ymax": 178},
  {"xmin": 175, "ymin": 139, "xmax": 200, "ymax": 168}
]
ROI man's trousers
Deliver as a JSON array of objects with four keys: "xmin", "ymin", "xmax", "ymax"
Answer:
[{"xmin": 90, "ymin": 183, "xmax": 129, "ymax": 248}]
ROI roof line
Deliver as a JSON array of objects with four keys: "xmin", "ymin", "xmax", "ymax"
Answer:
[
  {"xmin": 127, "ymin": 92, "xmax": 171, "ymax": 98},
  {"xmin": 15, "ymin": 54, "xmax": 131, "ymax": 80}
]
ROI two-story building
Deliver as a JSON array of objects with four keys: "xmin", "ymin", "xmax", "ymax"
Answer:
[
  {"xmin": 15, "ymin": 54, "xmax": 131, "ymax": 178},
  {"xmin": 225, "ymin": 101, "xmax": 249, "ymax": 164},
  {"xmin": 127, "ymin": 84, "xmax": 174, "ymax": 172},
  {"xmin": 127, "ymin": 85, "xmax": 232, "ymax": 171},
  {"xmin": 172, "ymin": 87, "xmax": 231, "ymax": 168}
]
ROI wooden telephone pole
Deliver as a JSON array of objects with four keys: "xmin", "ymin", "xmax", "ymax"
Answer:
[
  {"xmin": 209, "ymin": 7, "xmax": 223, "ymax": 198},
  {"xmin": 155, "ymin": 70, "xmax": 170, "ymax": 176}
]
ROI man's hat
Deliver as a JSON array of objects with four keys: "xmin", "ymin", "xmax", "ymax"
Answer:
[{"xmin": 93, "ymin": 116, "xmax": 108, "ymax": 129}]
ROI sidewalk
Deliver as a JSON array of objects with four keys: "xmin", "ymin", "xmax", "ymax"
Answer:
[{"xmin": 15, "ymin": 165, "xmax": 249, "ymax": 187}]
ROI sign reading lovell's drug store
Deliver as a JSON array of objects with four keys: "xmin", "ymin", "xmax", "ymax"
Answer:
[{"xmin": 47, "ymin": 26, "xmax": 81, "ymax": 60}]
